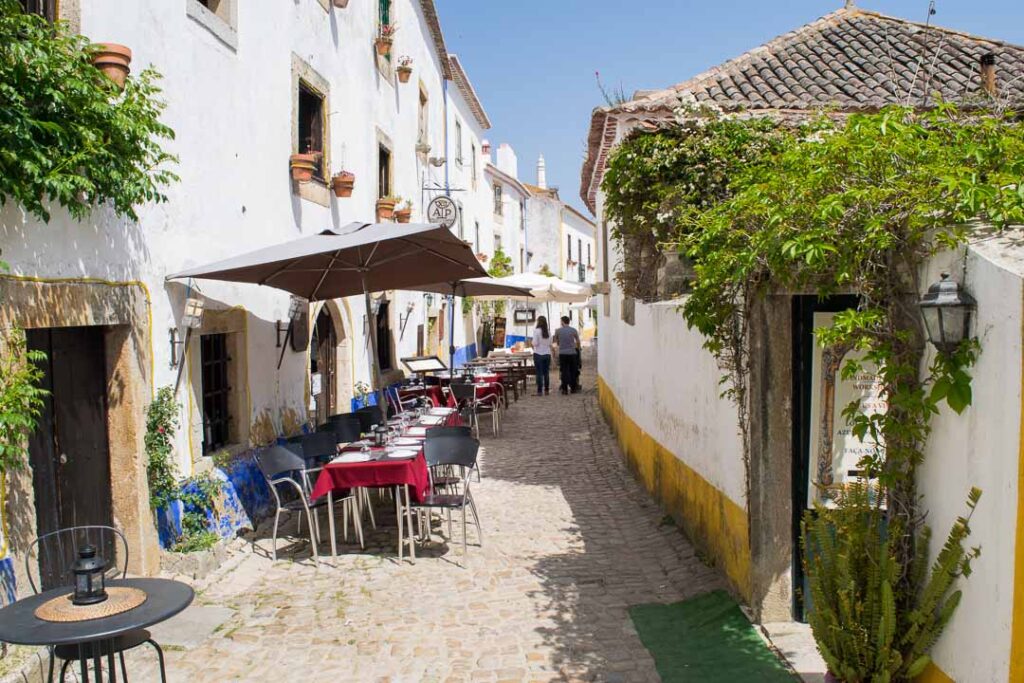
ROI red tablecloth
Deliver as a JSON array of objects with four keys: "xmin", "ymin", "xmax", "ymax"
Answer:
[
  {"xmin": 475, "ymin": 382, "xmax": 501, "ymax": 403},
  {"xmin": 311, "ymin": 450, "xmax": 430, "ymax": 503}
]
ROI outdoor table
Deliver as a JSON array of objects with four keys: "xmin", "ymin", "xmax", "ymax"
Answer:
[
  {"xmin": 399, "ymin": 385, "xmax": 443, "ymax": 407},
  {"xmin": 0, "ymin": 577, "xmax": 193, "ymax": 682}
]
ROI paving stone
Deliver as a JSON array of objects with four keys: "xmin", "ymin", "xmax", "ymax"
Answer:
[{"xmin": 124, "ymin": 359, "xmax": 728, "ymax": 681}]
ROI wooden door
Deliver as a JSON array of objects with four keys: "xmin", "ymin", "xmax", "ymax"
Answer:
[
  {"xmin": 312, "ymin": 309, "xmax": 336, "ymax": 424},
  {"xmin": 27, "ymin": 327, "xmax": 114, "ymax": 590}
]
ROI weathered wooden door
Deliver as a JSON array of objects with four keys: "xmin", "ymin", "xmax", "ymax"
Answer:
[
  {"xmin": 311, "ymin": 309, "xmax": 336, "ymax": 424},
  {"xmin": 27, "ymin": 327, "xmax": 114, "ymax": 589}
]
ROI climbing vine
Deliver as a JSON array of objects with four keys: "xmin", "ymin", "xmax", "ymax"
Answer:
[
  {"xmin": 0, "ymin": 327, "xmax": 46, "ymax": 475},
  {"xmin": 605, "ymin": 102, "xmax": 1024, "ymax": 679},
  {"xmin": 0, "ymin": 0, "xmax": 178, "ymax": 222}
]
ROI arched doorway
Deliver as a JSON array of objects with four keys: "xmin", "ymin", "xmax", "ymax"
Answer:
[{"xmin": 310, "ymin": 307, "xmax": 337, "ymax": 425}]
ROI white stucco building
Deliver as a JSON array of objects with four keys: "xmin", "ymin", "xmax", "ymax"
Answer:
[{"xmin": 0, "ymin": 0, "xmax": 501, "ymax": 582}]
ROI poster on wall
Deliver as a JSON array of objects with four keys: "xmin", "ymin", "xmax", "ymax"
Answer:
[
  {"xmin": 807, "ymin": 312, "xmax": 887, "ymax": 508},
  {"xmin": 492, "ymin": 316, "xmax": 507, "ymax": 348}
]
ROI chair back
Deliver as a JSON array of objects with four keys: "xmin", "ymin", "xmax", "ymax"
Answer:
[
  {"xmin": 355, "ymin": 405, "xmax": 384, "ymax": 433},
  {"xmin": 450, "ymin": 383, "xmax": 476, "ymax": 404},
  {"xmin": 425, "ymin": 425, "xmax": 472, "ymax": 440},
  {"xmin": 423, "ymin": 435, "xmax": 479, "ymax": 469},
  {"xmin": 299, "ymin": 431, "xmax": 338, "ymax": 460},
  {"xmin": 256, "ymin": 445, "xmax": 307, "ymax": 481},
  {"xmin": 26, "ymin": 525, "xmax": 128, "ymax": 594},
  {"xmin": 320, "ymin": 414, "xmax": 362, "ymax": 443}
]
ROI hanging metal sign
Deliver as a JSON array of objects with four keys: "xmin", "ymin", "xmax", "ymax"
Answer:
[{"xmin": 426, "ymin": 195, "xmax": 459, "ymax": 229}]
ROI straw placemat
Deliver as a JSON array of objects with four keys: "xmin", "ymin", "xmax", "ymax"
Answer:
[{"xmin": 35, "ymin": 587, "xmax": 147, "ymax": 623}]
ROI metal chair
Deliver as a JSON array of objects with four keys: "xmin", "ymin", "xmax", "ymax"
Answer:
[
  {"xmin": 411, "ymin": 436, "xmax": 482, "ymax": 562},
  {"xmin": 26, "ymin": 525, "xmax": 167, "ymax": 683},
  {"xmin": 450, "ymin": 382, "xmax": 500, "ymax": 438},
  {"xmin": 255, "ymin": 446, "xmax": 362, "ymax": 563},
  {"xmin": 354, "ymin": 405, "xmax": 385, "ymax": 433},
  {"xmin": 319, "ymin": 414, "xmax": 362, "ymax": 443}
]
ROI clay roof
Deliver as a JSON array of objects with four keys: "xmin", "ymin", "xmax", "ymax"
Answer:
[
  {"xmin": 449, "ymin": 55, "xmax": 491, "ymax": 129},
  {"xmin": 523, "ymin": 183, "xmax": 559, "ymax": 199},
  {"xmin": 579, "ymin": 6, "xmax": 1024, "ymax": 212}
]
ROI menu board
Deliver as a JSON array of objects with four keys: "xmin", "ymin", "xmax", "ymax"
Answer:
[{"xmin": 807, "ymin": 312, "xmax": 887, "ymax": 508}]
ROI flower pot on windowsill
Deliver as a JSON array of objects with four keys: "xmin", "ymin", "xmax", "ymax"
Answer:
[
  {"xmin": 395, "ymin": 208, "xmax": 412, "ymax": 223},
  {"xmin": 331, "ymin": 171, "xmax": 355, "ymax": 198},
  {"xmin": 376, "ymin": 198, "xmax": 397, "ymax": 221},
  {"xmin": 396, "ymin": 66, "xmax": 413, "ymax": 83},
  {"xmin": 289, "ymin": 153, "xmax": 320, "ymax": 183},
  {"xmin": 476, "ymin": 252, "xmax": 489, "ymax": 263},
  {"xmin": 91, "ymin": 43, "xmax": 132, "ymax": 89},
  {"xmin": 332, "ymin": 0, "xmax": 349, "ymax": 7},
  {"xmin": 375, "ymin": 36, "xmax": 393, "ymax": 56}
]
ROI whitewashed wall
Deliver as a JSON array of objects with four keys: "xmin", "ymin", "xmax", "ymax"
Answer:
[
  {"xmin": 598, "ymin": 232, "xmax": 747, "ymax": 507},
  {"xmin": 917, "ymin": 237, "xmax": 1024, "ymax": 683}
]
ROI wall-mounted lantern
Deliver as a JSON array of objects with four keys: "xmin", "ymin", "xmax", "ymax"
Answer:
[
  {"xmin": 918, "ymin": 272, "xmax": 976, "ymax": 354},
  {"xmin": 170, "ymin": 296, "xmax": 205, "ymax": 369}
]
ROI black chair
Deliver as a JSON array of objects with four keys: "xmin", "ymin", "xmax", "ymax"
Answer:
[
  {"xmin": 424, "ymin": 426, "xmax": 472, "ymax": 439},
  {"xmin": 354, "ymin": 405, "xmax": 385, "ymax": 433},
  {"xmin": 255, "ymin": 446, "xmax": 362, "ymax": 562},
  {"xmin": 411, "ymin": 436, "xmax": 482, "ymax": 562},
  {"xmin": 26, "ymin": 525, "xmax": 167, "ymax": 683},
  {"xmin": 319, "ymin": 414, "xmax": 363, "ymax": 443}
]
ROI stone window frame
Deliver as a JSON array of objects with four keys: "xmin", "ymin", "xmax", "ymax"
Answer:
[
  {"xmin": 454, "ymin": 119, "xmax": 464, "ymax": 167},
  {"xmin": 291, "ymin": 54, "xmax": 332, "ymax": 207},
  {"xmin": 493, "ymin": 184, "xmax": 503, "ymax": 219},
  {"xmin": 186, "ymin": 0, "xmax": 239, "ymax": 51},
  {"xmin": 376, "ymin": 129, "xmax": 394, "ymax": 199}
]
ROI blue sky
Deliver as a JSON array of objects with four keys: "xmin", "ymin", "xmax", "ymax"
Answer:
[{"xmin": 436, "ymin": 0, "xmax": 1024, "ymax": 215}]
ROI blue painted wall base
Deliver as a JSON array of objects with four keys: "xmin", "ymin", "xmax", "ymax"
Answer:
[{"xmin": 0, "ymin": 557, "xmax": 15, "ymax": 606}]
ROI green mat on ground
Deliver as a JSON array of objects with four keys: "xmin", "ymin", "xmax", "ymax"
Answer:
[{"xmin": 629, "ymin": 590, "xmax": 795, "ymax": 682}]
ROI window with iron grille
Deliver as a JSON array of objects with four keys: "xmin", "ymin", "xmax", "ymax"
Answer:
[
  {"xmin": 20, "ymin": 0, "xmax": 56, "ymax": 20},
  {"xmin": 493, "ymin": 185, "xmax": 503, "ymax": 216},
  {"xmin": 455, "ymin": 121, "xmax": 463, "ymax": 165},
  {"xmin": 201, "ymin": 333, "xmax": 231, "ymax": 454}
]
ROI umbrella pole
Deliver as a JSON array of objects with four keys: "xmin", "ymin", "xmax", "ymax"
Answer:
[
  {"xmin": 362, "ymin": 281, "xmax": 388, "ymax": 422},
  {"xmin": 449, "ymin": 286, "xmax": 456, "ymax": 370}
]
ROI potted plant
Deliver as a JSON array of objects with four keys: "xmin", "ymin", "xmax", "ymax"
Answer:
[
  {"xmin": 91, "ymin": 43, "xmax": 132, "ymax": 89},
  {"xmin": 376, "ymin": 196, "xmax": 398, "ymax": 221},
  {"xmin": 289, "ymin": 153, "xmax": 320, "ymax": 182},
  {"xmin": 395, "ymin": 199, "xmax": 412, "ymax": 223},
  {"xmin": 331, "ymin": 170, "xmax": 355, "ymax": 198},
  {"xmin": 332, "ymin": 0, "xmax": 349, "ymax": 7},
  {"xmin": 375, "ymin": 24, "xmax": 397, "ymax": 57},
  {"xmin": 396, "ymin": 56, "xmax": 413, "ymax": 83},
  {"xmin": 476, "ymin": 252, "xmax": 489, "ymax": 263}
]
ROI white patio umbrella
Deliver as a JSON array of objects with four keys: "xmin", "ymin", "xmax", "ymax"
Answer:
[
  {"xmin": 474, "ymin": 272, "xmax": 592, "ymax": 304},
  {"xmin": 168, "ymin": 222, "xmax": 487, "ymax": 415}
]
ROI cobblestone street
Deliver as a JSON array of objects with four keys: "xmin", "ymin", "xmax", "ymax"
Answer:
[{"xmin": 130, "ymin": 366, "xmax": 725, "ymax": 682}]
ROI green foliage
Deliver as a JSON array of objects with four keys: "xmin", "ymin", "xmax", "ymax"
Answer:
[
  {"xmin": 145, "ymin": 386, "xmax": 179, "ymax": 511},
  {"xmin": 0, "ymin": 0, "xmax": 177, "ymax": 222},
  {"xmin": 601, "ymin": 115, "xmax": 788, "ymax": 298},
  {"xmin": 0, "ymin": 327, "xmax": 47, "ymax": 473},
  {"xmin": 538, "ymin": 263, "xmax": 555, "ymax": 277},
  {"xmin": 604, "ymin": 103, "xmax": 1022, "ymax": 680},
  {"xmin": 482, "ymin": 248, "xmax": 514, "ymax": 317},
  {"xmin": 803, "ymin": 484, "xmax": 981, "ymax": 682},
  {"xmin": 173, "ymin": 473, "xmax": 222, "ymax": 553},
  {"xmin": 354, "ymin": 381, "xmax": 372, "ymax": 404}
]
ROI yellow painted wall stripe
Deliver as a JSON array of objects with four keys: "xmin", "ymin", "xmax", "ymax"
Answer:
[
  {"xmin": 597, "ymin": 375, "xmax": 752, "ymax": 601},
  {"xmin": 1009, "ymin": 280, "xmax": 1024, "ymax": 683}
]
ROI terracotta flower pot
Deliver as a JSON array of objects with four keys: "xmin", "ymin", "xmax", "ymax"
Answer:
[
  {"xmin": 375, "ymin": 37, "xmax": 393, "ymax": 57},
  {"xmin": 376, "ymin": 198, "xmax": 397, "ymax": 221},
  {"xmin": 331, "ymin": 172, "xmax": 355, "ymax": 198},
  {"xmin": 91, "ymin": 43, "xmax": 132, "ymax": 89},
  {"xmin": 395, "ymin": 208, "xmax": 412, "ymax": 224},
  {"xmin": 290, "ymin": 153, "xmax": 319, "ymax": 183},
  {"xmin": 332, "ymin": 0, "xmax": 349, "ymax": 7},
  {"xmin": 397, "ymin": 66, "xmax": 412, "ymax": 83}
]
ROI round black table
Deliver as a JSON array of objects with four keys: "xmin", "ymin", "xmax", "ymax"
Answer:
[{"xmin": 0, "ymin": 578, "xmax": 193, "ymax": 682}]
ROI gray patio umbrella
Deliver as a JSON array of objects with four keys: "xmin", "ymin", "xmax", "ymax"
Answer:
[
  {"xmin": 169, "ymin": 222, "xmax": 487, "ymax": 415},
  {"xmin": 413, "ymin": 277, "xmax": 533, "ymax": 369}
]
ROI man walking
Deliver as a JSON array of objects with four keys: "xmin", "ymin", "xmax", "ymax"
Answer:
[{"xmin": 553, "ymin": 316, "xmax": 581, "ymax": 394}]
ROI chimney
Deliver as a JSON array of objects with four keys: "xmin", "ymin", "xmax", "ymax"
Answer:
[
  {"xmin": 481, "ymin": 139, "xmax": 492, "ymax": 164},
  {"xmin": 537, "ymin": 154, "xmax": 547, "ymax": 189},
  {"xmin": 980, "ymin": 53, "xmax": 997, "ymax": 97}
]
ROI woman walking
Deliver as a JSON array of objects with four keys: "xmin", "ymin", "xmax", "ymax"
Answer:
[{"xmin": 532, "ymin": 315, "xmax": 552, "ymax": 395}]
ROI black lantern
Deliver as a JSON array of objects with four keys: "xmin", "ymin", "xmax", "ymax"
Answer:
[
  {"xmin": 918, "ymin": 273, "xmax": 976, "ymax": 354},
  {"xmin": 71, "ymin": 545, "xmax": 108, "ymax": 606}
]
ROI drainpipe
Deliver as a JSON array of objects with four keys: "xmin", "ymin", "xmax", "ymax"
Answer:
[{"xmin": 442, "ymin": 78, "xmax": 457, "ymax": 364}]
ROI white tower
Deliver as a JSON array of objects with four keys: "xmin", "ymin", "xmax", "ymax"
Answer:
[{"xmin": 537, "ymin": 154, "xmax": 547, "ymax": 189}]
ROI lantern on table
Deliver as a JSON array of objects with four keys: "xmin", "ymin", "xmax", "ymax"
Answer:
[{"xmin": 71, "ymin": 545, "xmax": 108, "ymax": 606}]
